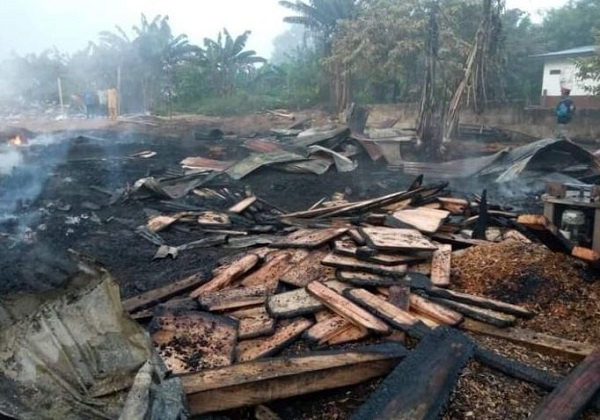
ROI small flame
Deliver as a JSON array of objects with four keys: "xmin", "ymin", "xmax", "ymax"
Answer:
[{"xmin": 8, "ymin": 135, "xmax": 23, "ymax": 146}]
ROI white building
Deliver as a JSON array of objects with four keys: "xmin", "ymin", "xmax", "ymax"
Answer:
[{"xmin": 535, "ymin": 45, "xmax": 599, "ymax": 108}]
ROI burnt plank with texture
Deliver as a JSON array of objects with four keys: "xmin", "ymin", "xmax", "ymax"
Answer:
[
  {"xmin": 351, "ymin": 327, "xmax": 474, "ymax": 420},
  {"xmin": 197, "ymin": 286, "xmax": 269, "ymax": 312},
  {"xmin": 344, "ymin": 288, "xmax": 429, "ymax": 339},
  {"xmin": 240, "ymin": 252, "xmax": 291, "ymax": 291},
  {"xmin": 123, "ymin": 273, "xmax": 204, "ymax": 312},
  {"xmin": 236, "ymin": 318, "xmax": 313, "ymax": 362},
  {"xmin": 430, "ymin": 297, "xmax": 516, "ymax": 327},
  {"xmin": 430, "ymin": 243, "xmax": 452, "ymax": 286},
  {"xmin": 307, "ymin": 281, "xmax": 390, "ymax": 334},
  {"xmin": 184, "ymin": 343, "xmax": 408, "ymax": 415},
  {"xmin": 530, "ymin": 346, "xmax": 600, "ymax": 420},
  {"xmin": 190, "ymin": 254, "xmax": 260, "ymax": 297},
  {"xmin": 271, "ymin": 228, "xmax": 347, "ymax": 249},
  {"xmin": 279, "ymin": 248, "xmax": 334, "ymax": 287},
  {"xmin": 152, "ymin": 311, "xmax": 238, "ymax": 374},
  {"xmin": 461, "ymin": 318, "xmax": 596, "ymax": 361},
  {"xmin": 422, "ymin": 287, "xmax": 533, "ymax": 318},
  {"xmin": 267, "ymin": 287, "xmax": 324, "ymax": 318},
  {"xmin": 517, "ymin": 214, "xmax": 573, "ymax": 254}
]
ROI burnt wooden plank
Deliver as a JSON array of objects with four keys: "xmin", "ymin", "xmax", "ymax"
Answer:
[
  {"xmin": 307, "ymin": 281, "xmax": 390, "ymax": 334},
  {"xmin": 184, "ymin": 343, "xmax": 408, "ymax": 415},
  {"xmin": 431, "ymin": 297, "xmax": 516, "ymax": 327},
  {"xmin": 385, "ymin": 285, "xmax": 410, "ymax": 343},
  {"xmin": 325, "ymin": 323, "xmax": 369, "ymax": 345},
  {"xmin": 438, "ymin": 197, "xmax": 469, "ymax": 214},
  {"xmin": 322, "ymin": 185, "xmax": 445, "ymax": 218},
  {"xmin": 360, "ymin": 227, "xmax": 437, "ymax": 251},
  {"xmin": 334, "ymin": 239, "xmax": 427, "ymax": 266},
  {"xmin": 228, "ymin": 196, "xmax": 258, "ymax": 214},
  {"xmin": 197, "ymin": 286, "xmax": 269, "ymax": 312},
  {"xmin": 462, "ymin": 318, "xmax": 596, "ymax": 361},
  {"xmin": 230, "ymin": 307, "xmax": 276, "ymax": 341},
  {"xmin": 123, "ymin": 273, "xmax": 204, "ymax": 313},
  {"xmin": 422, "ymin": 287, "xmax": 534, "ymax": 318},
  {"xmin": 430, "ymin": 232, "xmax": 491, "ymax": 249},
  {"xmin": 305, "ymin": 315, "xmax": 351, "ymax": 344},
  {"xmin": 336, "ymin": 270, "xmax": 431, "ymax": 290},
  {"xmin": 344, "ymin": 288, "xmax": 429, "ymax": 339},
  {"xmin": 190, "ymin": 254, "xmax": 260, "ymax": 297},
  {"xmin": 151, "ymin": 311, "xmax": 238, "ymax": 374},
  {"xmin": 336, "ymin": 270, "xmax": 401, "ymax": 287},
  {"xmin": 474, "ymin": 346, "xmax": 561, "ymax": 391},
  {"xmin": 530, "ymin": 346, "xmax": 600, "ymax": 420},
  {"xmin": 348, "ymin": 229, "xmax": 366, "ymax": 245},
  {"xmin": 430, "ymin": 243, "xmax": 452, "ymax": 287},
  {"xmin": 236, "ymin": 318, "xmax": 313, "ymax": 362},
  {"xmin": 321, "ymin": 253, "xmax": 407, "ymax": 278},
  {"xmin": 472, "ymin": 189, "xmax": 488, "ymax": 240},
  {"xmin": 197, "ymin": 211, "xmax": 231, "ymax": 227},
  {"xmin": 572, "ymin": 246, "xmax": 600, "ymax": 268},
  {"xmin": 267, "ymin": 287, "xmax": 324, "ymax": 318},
  {"xmin": 306, "ymin": 316, "xmax": 367, "ymax": 346},
  {"xmin": 351, "ymin": 328, "xmax": 474, "ymax": 420},
  {"xmin": 390, "ymin": 208, "xmax": 450, "ymax": 234},
  {"xmin": 388, "ymin": 285, "xmax": 410, "ymax": 311},
  {"xmin": 241, "ymin": 252, "xmax": 292, "ymax": 291},
  {"xmin": 517, "ymin": 214, "xmax": 573, "ymax": 254},
  {"xmin": 279, "ymin": 248, "xmax": 335, "ymax": 287},
  {"xmin": 409, "ymin": 294, "xmax": 463, "ymax": 326},
  {"xmin": 271, "ymin": 228, "xmax": 348, "ymax": 249}
]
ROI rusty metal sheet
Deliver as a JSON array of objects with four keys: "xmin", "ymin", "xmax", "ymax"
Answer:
[
  {"xmin": 243, "ymin": 138, "xmax": 284, "ymax": 153},
  {"xmin": 226, "ymin": 151, "xmax": 307, "ymax": 180},
  {"xmin": 180, "ymin": 156, "xmax": 235, "ymax": 172}
]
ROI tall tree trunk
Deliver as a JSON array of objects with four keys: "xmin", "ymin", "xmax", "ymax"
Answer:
[{"xmin": 417, "ymin": 0, "xmax": 442, "ymax": 161}]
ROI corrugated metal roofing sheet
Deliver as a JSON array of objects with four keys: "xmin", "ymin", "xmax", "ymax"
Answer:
[{"xmin": 532, "ymin": 45, "xmax": 596, "ymax": 58}]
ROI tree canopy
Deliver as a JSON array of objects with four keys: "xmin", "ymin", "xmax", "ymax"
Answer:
[{"xmin": 0, "ymin": 0, "xmax": 598, "ymax": 117}]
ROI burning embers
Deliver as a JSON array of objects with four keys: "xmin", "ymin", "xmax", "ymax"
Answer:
[{"xmin": 8, "ymin": 135, "xmax": 25, "ymax": 146}]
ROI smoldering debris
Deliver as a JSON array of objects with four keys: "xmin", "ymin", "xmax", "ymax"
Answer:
[{"xmin": 3, "ymin": 116, "xmax": 600, "ymax": 420}]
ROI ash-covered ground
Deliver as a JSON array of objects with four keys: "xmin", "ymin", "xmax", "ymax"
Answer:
[
  {"xmin": 3, "ymin": 122, "xmax": 598, "ymax": 420},
  {"xmin": 0, "ymin": 126, "xmax": 542, "ymax": 298}
]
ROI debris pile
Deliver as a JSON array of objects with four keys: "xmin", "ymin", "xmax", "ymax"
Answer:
[
  {"xmin": 403, "ymin": 138, "xmax": 600, "ymax": 184},
  {"xmin": 119, "ymin": 175, "xmax": 600, "ymax": 418}
]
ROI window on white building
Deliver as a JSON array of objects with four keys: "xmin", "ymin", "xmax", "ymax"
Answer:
[{"xmin": 549, "ymin": 69, "xmax": 561, "ymax": 75}]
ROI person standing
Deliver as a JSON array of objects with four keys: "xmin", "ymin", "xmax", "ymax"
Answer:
[
  {"xmin": 84, "ymin": 91, "xmax": 98, "ymax": 119},
  {"xmin": 97, "ymin": 89, "xmax": 108, "ymax": 117},
  {"xmin": 555, "ymin": 87, "xmax": 576, "ymax": 139},
  {"xmin": 107, "ymin": 88, "xmax": 119, "ymax": 120}
]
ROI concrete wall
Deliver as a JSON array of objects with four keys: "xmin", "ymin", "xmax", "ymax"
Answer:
[{"xmin": 368, "ymin": 102, "xmax": 600, "ymax": 142}]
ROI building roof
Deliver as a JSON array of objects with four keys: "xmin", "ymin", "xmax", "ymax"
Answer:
[{"xmin": 532, "ymin": 45, "xmax": 597, "ymax": 59}]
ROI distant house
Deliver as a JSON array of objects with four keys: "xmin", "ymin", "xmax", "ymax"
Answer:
[{"xmin": 534, "ymin": 45, "xmax": 600, "ymax": 109}]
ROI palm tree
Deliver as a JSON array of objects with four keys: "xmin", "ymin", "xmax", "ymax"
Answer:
[
  {"xmin": 203, "ymin": 29, "xmax": 266, "ymax": 96},
  {"xmin": 279, "ymin": 0, "xmax": 361, "ymax": 51},
  {"xmin": 98, "ymin": 14, "xmax": 198, "ymax": 112}
]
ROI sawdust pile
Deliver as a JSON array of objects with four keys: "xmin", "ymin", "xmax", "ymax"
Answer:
[{"xmin": 452, "ymin": 241, "xmax": 600, "ymax": 342}]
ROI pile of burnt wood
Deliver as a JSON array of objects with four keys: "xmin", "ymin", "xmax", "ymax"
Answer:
[{"xmin": 124, "ymin": 178, "xmax": 600, "ymax": 419}]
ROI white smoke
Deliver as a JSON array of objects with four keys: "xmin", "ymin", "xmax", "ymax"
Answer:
[{"xmin": 0, "ymin": 146, "xmax": 23, "ymax": 175}]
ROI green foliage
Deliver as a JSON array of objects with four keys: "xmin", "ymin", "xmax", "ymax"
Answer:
[
  {"xmin": 577, "ymin": 34, "xmax": 600, "ymax": 96},
  {"xmin": 499, "ymin": 9, "xmax": 544, "ymax": 101},
  {"xmin": 541, "ymin": 0, "xmax": 600, "ymax": 51},
  {"xmin": 279, "ymin": 0, "xmax": 360, "ymax": 51},
  {"xmin": 1, "ymin": 0, "xmax": 599, "ymax": 116},
  {"xmin": 203, "ymin": 29, "xmax": 266, "ymax": 96}
]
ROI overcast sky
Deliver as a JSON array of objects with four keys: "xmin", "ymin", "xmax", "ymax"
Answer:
[{"xmin": 0, "ymin": 0, "xmax": 569, "ymax": 60}]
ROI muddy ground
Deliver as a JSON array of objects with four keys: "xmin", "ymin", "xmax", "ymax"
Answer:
[{"xmin": 3, "ymin": 116, "xmax": 596, "ymax": 420}]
